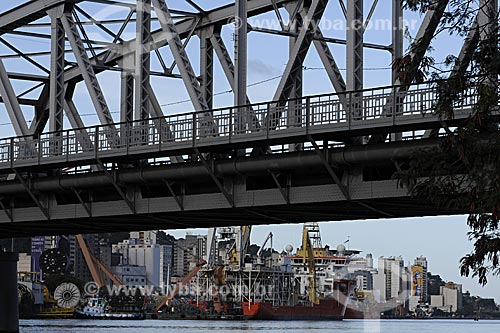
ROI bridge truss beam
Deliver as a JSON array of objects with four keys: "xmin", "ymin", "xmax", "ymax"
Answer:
[
  {"xmin": 0, "ymin": 0, "xmax": 495, "ymax": 236},
  {"xmin": 0, "ymin": 138, "xmax": 465, "ymax": 236}
]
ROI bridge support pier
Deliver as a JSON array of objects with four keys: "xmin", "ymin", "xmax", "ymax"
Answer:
[{"xmin": 0, "ymin": 252, "xmax": 19, "ymax": 333}]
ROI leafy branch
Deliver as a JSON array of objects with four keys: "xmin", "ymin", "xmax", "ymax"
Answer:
[{"xmin": 398, "ymin": 0, "xmax": 500, "ymax": 285}]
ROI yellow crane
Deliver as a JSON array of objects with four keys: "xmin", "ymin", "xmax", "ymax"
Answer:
[
  {"xmin": 229, "ymin": 226, "xmax": 252, "ymax": 267},
  {"xmin": 300, "ymin": 226, "xmax": 319, "ymax": 305}
]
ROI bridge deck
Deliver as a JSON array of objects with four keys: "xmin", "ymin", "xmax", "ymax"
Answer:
[
  {"xmin": 0, "ymin": 81, "xmax": 481, "ymax": 172},
  {"xmin": 0, "ymin": 81, "xmax": 485, "ymax": 234}
]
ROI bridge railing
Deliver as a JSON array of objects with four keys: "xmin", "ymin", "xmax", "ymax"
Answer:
[{"xmin": 0, "ymin": 80, "xmax": 483, "ymax": 168}]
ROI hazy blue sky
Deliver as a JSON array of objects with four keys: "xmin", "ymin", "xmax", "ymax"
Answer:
[{"xmin": 0, "ymin": 1, "xmax": 497, "ymax": 302}]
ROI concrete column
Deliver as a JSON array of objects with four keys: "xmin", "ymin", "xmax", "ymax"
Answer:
[{"xmin": 0, "ymin": 252, "xmax": 19, "ymax": 333}]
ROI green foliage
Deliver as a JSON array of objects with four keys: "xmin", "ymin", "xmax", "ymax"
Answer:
[
  {"xmin": 403, "ymin": 0, "xmax": 477, "ymax": 36},
  {"xmin": 427, "ymin": 273, "xmax": 446, "ymax": 296},
  {"xmin": 246, "ymin": 244, "xmax": 260, "ymax": 256},
  {"xmin": 397, "ymin": 0, "xmax": 500, "ymax": 285},
  {"xmin": 155, "ymin": 230, "xmax": 177, "ymax": 246}
]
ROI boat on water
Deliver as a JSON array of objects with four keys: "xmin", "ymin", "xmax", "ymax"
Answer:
[
  {"xmin": 74, "ymin": 297, "xmax": 145, "ymax": 320},
  {"xmin": 149, "ymin": 298, "xmax": 243, "ymax": 320},
  {"xmin": 242, "ymin": 279, "xmax": 353, "ymax": 321},
  {"xmin": 199, "ymin": 223, "xmax": 357, "ymax": 321}
]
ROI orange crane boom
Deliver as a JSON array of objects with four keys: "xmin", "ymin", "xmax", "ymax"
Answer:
[
  {"xmin": 153, "ymin": 258, "xmax": 206, "ymax": 313},
  {"xmin": 76, "ymin": 234, "xmax": 123, "ymax": 288},
  {"xmin": 76, "ymin": 234, "xmax": 106, "ymax": 288}
]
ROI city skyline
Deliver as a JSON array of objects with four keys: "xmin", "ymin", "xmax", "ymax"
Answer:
[
  {"xmin": 13, "ymin": 222, "xmax": 497, "ymax": 319},
  {"xmin": 166, "ymin": 215, "xmax": 500, "ymax": 303}
]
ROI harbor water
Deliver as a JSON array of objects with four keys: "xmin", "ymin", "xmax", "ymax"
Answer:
[{"xmin": 19, "ymin": 319, "xmax": 500, "ymax": 333}]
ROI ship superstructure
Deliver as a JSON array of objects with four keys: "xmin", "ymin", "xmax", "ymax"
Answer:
[
  {"xmin": 286, "ymin": 223, "xmax": 358, "ymax": 304},
  {"xmin": 194, "ymin": 223, "xmax": 356, "ymax": 320}
]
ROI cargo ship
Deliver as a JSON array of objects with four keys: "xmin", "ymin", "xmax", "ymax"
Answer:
[
  {"xmin": 242, "ymin": 279, "xmax": 353, "ymax": 320},
  {"xmin": 197, "ymin": 223, "xmax": 357, "ymax": 321}
]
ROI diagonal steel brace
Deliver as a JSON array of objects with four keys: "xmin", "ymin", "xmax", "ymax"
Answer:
[
  {"xmin": 73, "ymin": 188, "xmax": 92, "ymax": 217},
  {"xmin": 96, "ymin": 159, "xmax": 136, "ymax": 214},
  {"xmin": 194, "ymin": 147, "xmax": 234, "ymax": 207},
  {"xmin": 0, "ymin": 197, "xmax": 13, "ymax": 222},
  {"xmin": 268, "ymin": 170, "xmax": 290, "ymax": 204},
  {"xmin": 12, "ymin": 169, "xmax": 50, "ymax": 220},
  {"xmin": 307, "ymin": 135, "xmax": 350, "ymax": 200},
  {"xmin": 163, "ymin": 180, "xmax": 184, "ymax": 211}
]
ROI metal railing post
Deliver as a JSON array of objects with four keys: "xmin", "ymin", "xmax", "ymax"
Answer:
[
  {"xmin": 348, "ymin": 92, "xmax": 352, "ymax": 130},
  {"xmin": 192, "ymin": 113, "xmax": 197, "ymax": 148},
  {"xmin": 229, "ymin": 107, "xmax": 233, "ymax": 143},
  {"xmin": 94, "ymin": 126, "xmax": 99, "ymax": 159},
  {"xmin": 126, "ymin": 122, "xmax": 130, "ymax": 156},
  {"xmin": 306, "ymin": 97, "xmax": 310, "ymax": 135},
  {"xmin": 66, "ymin": 131, "xmax": 70, "ymax": 162},
  {"xmin": 392, "ymin": 88, "xmax": 397, "ymax": 126},
  {"xmin": 9, "ymin": 138, "xmax": 14, "ymax": 169},
  {"xmin": 266, "ymin": 103, "xmax": 271, "ymax": 140},
  {"xmin": 158, "ymin": 118, "xmax": 162, "ymax": 151},
  {"xmin": 37, "ymin": 138, "xmax": 41, "ymax": 164}
]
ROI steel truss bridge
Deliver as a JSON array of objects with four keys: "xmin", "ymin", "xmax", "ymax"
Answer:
[{"xmin": 0, "ymin": 0, "xmax": 497, "ymax": 237}]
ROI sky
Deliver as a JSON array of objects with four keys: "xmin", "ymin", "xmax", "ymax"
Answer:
[{"xmin": 0, "ymin": 1, "xmax": 498, "ymax": 302}]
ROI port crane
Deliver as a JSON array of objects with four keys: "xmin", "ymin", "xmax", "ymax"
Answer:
[
  {"xmin": 229, "ymin": 226, "xmax": 252, "ymax": 266},
  {"xmin": 256, "ymin": 232, "xmax": 273, "ymax": 265},
  {"xmin": 152, "ymin": 258, "xmax": 207, "ymax": 313},
  {"xmin": 301, "ymin": 226, "xmax": 319, "ymax": 305},
  {"xmin": 206, "ymin": 226, "xmax": 252, "ymax": 267},
  {"xmin": 75, "ymin": 234, "xmax": 123, "ymax": 288}
]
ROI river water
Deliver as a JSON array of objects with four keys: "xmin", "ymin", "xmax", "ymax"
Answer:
[{"xmin": 19, "ymin": 319, "xmax": 500, "ymax": 333}]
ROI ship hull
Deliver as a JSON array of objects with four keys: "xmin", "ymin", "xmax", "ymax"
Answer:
[
  {"xmin": 345, "ymin": 306, "xmax": 380, "ymax": 319},
  {"xmin": 242, "ymin": 299, "xmax": 346, "ymax": 321}
]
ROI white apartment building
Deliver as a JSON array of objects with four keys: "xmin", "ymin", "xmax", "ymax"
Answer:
[
  {"xmin": 374, "ymin": 256, "xmax": 409, "ymax": 302},
  {"xmin": 430, "ymin": 282, "xmax": 463, "ymax": 313},
  {"xmin": 112, "ymin": 231, "xmax": 172, "ymax": 287}
]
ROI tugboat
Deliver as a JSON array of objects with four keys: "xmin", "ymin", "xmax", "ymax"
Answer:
[{"xmin": 74, "ymin": 297, "xmax": 145, "ymax": 320}]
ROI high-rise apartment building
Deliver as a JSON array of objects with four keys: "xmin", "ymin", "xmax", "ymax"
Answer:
[
  {"xmin": 411, "ymin": 256, "xmax": 428, "ymax": 302},
  {"xmin": 374, "ymin": 256, "xmax": 407, "ymax": 301},
  {"xmin": 172, "ymin": 234, "xmax": 206, "ymax": 277},
  {"xmin": 347, "ymin": 253, "xmax": 376, "ymax": 291}
]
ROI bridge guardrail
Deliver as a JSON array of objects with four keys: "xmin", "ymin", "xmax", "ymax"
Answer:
[{"xmin": 0, "ymin": 80, "xmax": 485, "ymax": 169}]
